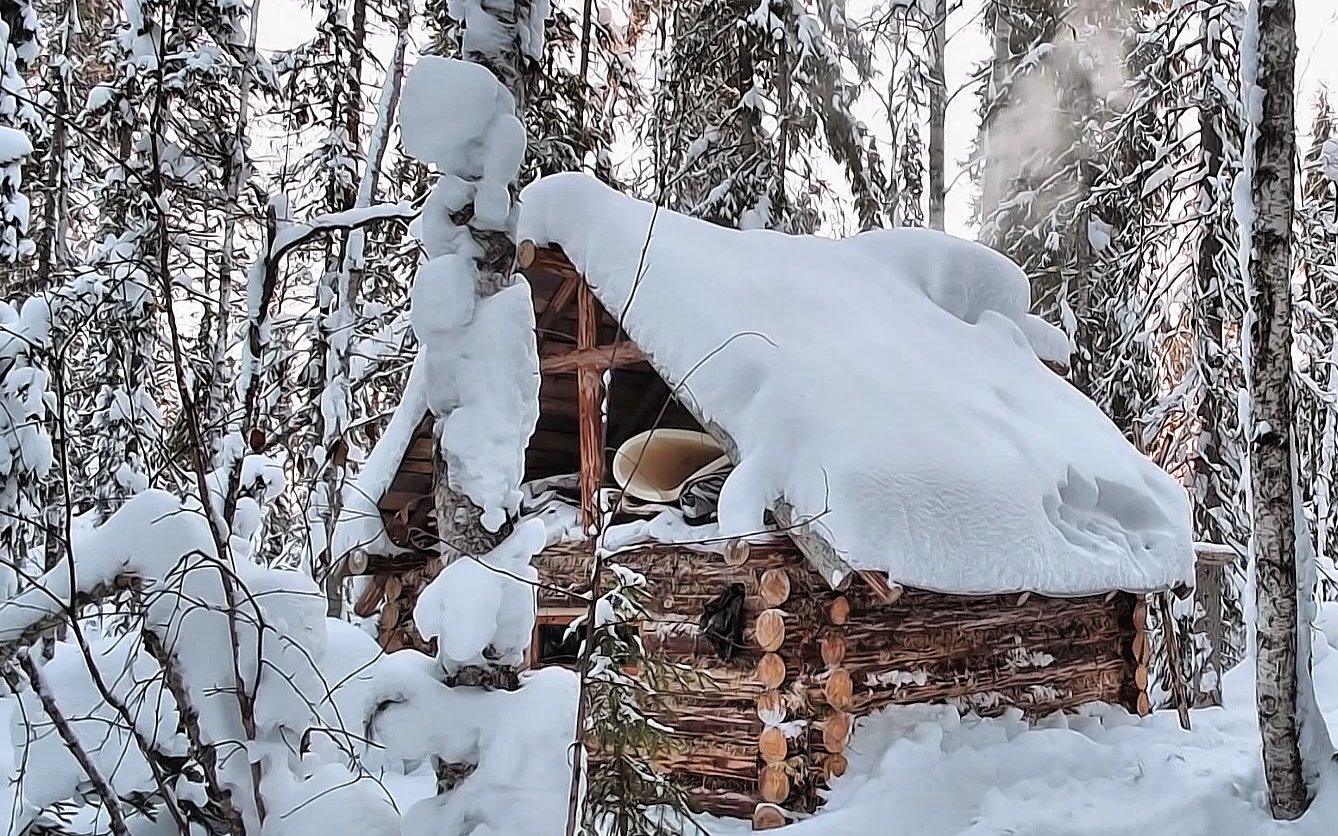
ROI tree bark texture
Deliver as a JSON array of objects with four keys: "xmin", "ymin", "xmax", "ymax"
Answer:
[
  {"xmin": 1246, "ymin": 0, "xmax": 1317, "ymax": 820},
  {"xmin": 927, "ymin": 0, "xmax": 946, "ymax": 230}
]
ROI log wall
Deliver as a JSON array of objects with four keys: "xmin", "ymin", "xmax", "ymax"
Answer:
[{"xmin": 533, "ymin": 540, "xmax": 1141, "ymax": 827}]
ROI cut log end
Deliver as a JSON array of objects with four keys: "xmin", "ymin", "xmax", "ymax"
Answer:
[
  {"xmin": 825, "ymin": 668, "xmax": 854, "ymax": 710},
  {"xmin": 757, "ymin": 653, "xmax": 787, "ymax": 689},
  {"xmin": 760, "ymin": 764, "xmax": 791, "ymax": 804},
  {"xmin": 725, "ymin": 539, "xmax": 751, "ymax": 567},
  {"xmin": 823, "ymin": 752, "xmax": 849, "ymax": 781},
  {"xmin": 752, "ymin": 804, "xmax": 787, "ymax": 831},
  {"xmin": 757, "ymin": 691, "xmax": 786, "ymax": 722},
  {"xmin": 759, "ymin": 726, "xmax": 788, "ymax": 764},
  {"xmin": 755, "ymin": 609, "xmax": 786, "ymax": 652},
  {"xmin": 822, "ymin": 712, "xmax": 851, "ymax": 753},
  {"xmin": 1137, "ymin": 691, "xmax": 1151, "ymax": 716},
  {"xmin": 828, "ymin": 596, "xmax": 850, "ymax": 626},
  {"xmin": 1132, "ymin": 630, "xmax": 1148, "ymax": 662},
  {"xmin": 760, "ymin": 568, "xmax": 792, "ymax": 607},
  {"xmin": 820, "ymin": 634, "xmax": 847, "ymax": 668},
  {"xmin": 517, "ymin": 239, "xmax": 538, "ymax": 269}
]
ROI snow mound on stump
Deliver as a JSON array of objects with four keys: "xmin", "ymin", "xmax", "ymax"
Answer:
[
  {"xmin": 516, "ymin": 173, "xmax": 1194, "ymax": 596},
  {"xmin": 413, "ymin": 519, "xmax": 547, "ymax": 671}
]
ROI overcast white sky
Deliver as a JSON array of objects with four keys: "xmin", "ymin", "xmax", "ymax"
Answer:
[{"xmin": 257, "ymin": 0, "xmax": 1338, "ymax": 237}]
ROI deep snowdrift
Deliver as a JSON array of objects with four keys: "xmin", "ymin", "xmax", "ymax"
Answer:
[
  {"xmin": 516, "ymin": 172, "xmax": 1195, "ymax": 595},
  {"xmin": 7, "ymin": 608, "xmax": 1335, "ymax": 836}
]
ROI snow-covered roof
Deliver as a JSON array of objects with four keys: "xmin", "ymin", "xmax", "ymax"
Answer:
[{"xmin": 513, "ymin": 172, "xmax": 1195, "ymax": 596}]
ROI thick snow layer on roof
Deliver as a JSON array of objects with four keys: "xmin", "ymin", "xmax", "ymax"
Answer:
[{"xmin": 516, "ymin": 173, "xmax": 1195, "ymax": 595}]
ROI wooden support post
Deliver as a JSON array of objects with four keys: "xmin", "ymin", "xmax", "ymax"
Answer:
[
  {"xmin": 1134, "ymin": 598, "xmax": 1151, "ymax": 716},
  {"xmin": 1157, "ymin": 593, "xmax": 1192, "ymax": 730},
  {"xmin": 536, "ymin": 273, "xmax": 579, "ymax": 334},
  {"xmin": 576, "ymin": 283, "xmax": 604, "ymax": 534}
]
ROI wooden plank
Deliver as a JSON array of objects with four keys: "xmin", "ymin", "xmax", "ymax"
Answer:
[
  {"xmin": 379, "ymin": 489, "xmax": 430, "ymax": 513},
  {"xmin": 353, "ymin": 574, "xmax": 387, "ymax": 618},
  {"xmin": 577, "ymin": 283, "xmax": 605, "ymax": 533},
  {"xmin": 1157, "ymin": 594, "xmax": 1192, "ymax": 730},
  {"xmin": 1193, "ymin": 542, "xmax": 1238, "ymax": 567},
  {"xmin": 387, "ymin": 472, "xmax": 433, "ymax": 496}
]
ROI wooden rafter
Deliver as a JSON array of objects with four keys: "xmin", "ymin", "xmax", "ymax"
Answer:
[
  {"xmin": 536, "ymin": 273, "xmax": 580, "ymax": 336},
  {"xmin": 541, "ymin": 343, "xmax": 646, "ymax": 374}
]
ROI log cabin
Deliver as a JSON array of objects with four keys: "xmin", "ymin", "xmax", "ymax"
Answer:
[{"xmin": 333, "ymin": 173, "xmax": 1201, "ymax": 829}]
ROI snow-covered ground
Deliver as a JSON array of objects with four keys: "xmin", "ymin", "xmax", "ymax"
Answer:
[
  {"xmin": 755, "ymin": 634, "xmax": 1338, "ymax": 836},
  {"xmin": 8, "ymin": 612, "xmax": 1336, "ymax": 836}
]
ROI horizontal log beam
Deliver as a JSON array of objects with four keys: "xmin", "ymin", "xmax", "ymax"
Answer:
[{"xmin": 540, "ymin": 342, "xmax": 646, "ymax": 374}]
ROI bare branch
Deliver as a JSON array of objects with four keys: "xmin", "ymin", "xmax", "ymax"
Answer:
[{"xmin": 10, "ymin": 655, "xmax": 132, "ymax": 836}]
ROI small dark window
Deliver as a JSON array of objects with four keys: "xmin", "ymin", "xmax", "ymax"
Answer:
[
  {"xmin": 536, "ymin": 622, "xmax": 581, "ymax": 667},
  {"xmin": 533, "ymin": 619, "xmax": 640, "ymax": 669}
]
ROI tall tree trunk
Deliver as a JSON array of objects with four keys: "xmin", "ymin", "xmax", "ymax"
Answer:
[
  {"xmin": 1189, "ymin": 4, "xmax": 1236, "ymax": 705},
  {"xmin": 426, "ymin": 0, "xmax": 531, "ymax": 688},
  {"xmin": 1245, "ymin": 0, "xmax": 1331, "ymax": 819},
  {"xmin": 322, "ymin": 0, "xmax": 413, "ymax": 617},
  {"xmin": 927, "ymin": 0, "xmax": 946, "ymax": 230}
]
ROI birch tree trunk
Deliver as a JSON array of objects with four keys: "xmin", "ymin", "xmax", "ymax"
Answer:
[
  {"xmin": 1246, "ymin": 0, "xmax": 1333, "ymax": 819},
  {"xmin": 427, "ymin": 0, "xmax": 532, "ymax": 691},
  {"xmin": 927, "ymin": 0, "xmax": 946, "ymax": 231}
]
